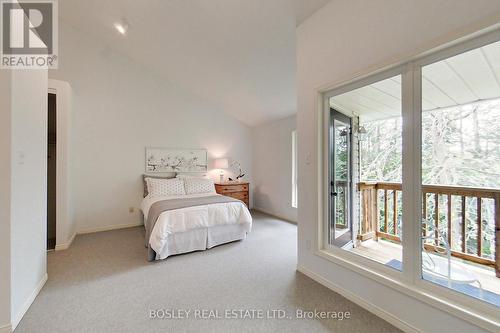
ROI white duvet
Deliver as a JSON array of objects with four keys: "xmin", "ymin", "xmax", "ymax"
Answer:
[{"xmin": 141, "ymin": 193, "xmax": 252, "ymax": 255}]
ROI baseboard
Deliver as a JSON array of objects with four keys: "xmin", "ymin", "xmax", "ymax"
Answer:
[
  {"xmin": 297, "ymin": 265, "xmax": 421, "ymax": 333},
  {"xmin": 11, "ymin": 273, "xmax": 48, "ymax": 331},
  {"xmin": 251, "ymin": 207, "xmax": 297, "ymax": 224},
  {"xmin": 55, "ymin": 232, "xmax": 76, "ymax": 251},
  {"xmin": 0, "ymin": 324, "xmax": 12, "ymax": 333},
  {"xmin": 77, "ymin": 222, "xmax": 143, "ymax": 235}
]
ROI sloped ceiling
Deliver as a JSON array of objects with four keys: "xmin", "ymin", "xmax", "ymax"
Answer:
[
  {"xmin": 295, "ymin": 0, "xmax": 331, "ymax": 25},
  {"xmin": 58, "ymin": 0, "xmax": 331, "ymax": 127}
]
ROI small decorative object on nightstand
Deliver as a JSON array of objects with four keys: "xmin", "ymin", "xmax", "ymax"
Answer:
[
  {"xmin": 215, "ymin": 182, "xmax": 249, "ymax": 207},
  {"xmin": 229, "ymin": 160, "xmax": 245, "ymax": 182},
  {"xmin": 214, "ymin": 158, "xmax": 229, "ymax": 183}
]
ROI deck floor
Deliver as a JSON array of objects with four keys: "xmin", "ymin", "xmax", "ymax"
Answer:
[{"xmin": 350, "ymin": 239, "xmax": 500, "ymax": 298}]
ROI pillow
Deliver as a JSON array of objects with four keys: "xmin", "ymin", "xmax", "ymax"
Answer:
[
  {"xmin": 142, "ymin": 174, "xmax": 176, "ymax": 197},
  {"xmin": 145, "ymin": 177, "xmax": 185, "ymax": 197},
  {"xmin": 183, "ymin": 178, "xmax": 216, "ymax": 195}
]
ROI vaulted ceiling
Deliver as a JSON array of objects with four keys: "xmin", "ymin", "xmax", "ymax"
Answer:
[{"xmin": 58, "ymin": 0, "xmax": 331, "ymax": 126}]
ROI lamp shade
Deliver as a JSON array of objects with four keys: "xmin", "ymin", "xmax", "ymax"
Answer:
[{"xmin": 214, "ymin": 158, "xmax": 229, "ymax": 169}]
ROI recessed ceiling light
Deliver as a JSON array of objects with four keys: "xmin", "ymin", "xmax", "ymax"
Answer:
[{"xmin": 114, "ymin": 20, "xmax": 129, "ymax": 35}]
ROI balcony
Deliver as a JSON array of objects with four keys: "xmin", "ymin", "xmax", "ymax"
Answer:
[{"xmin": 351, "ymin": 181, "xmax": 500, "ymax": 305}]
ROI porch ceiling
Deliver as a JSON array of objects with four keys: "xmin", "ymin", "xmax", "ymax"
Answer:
[{"xmin": 330, "ymin": 40, "xmax": 500, "ymax": 123}]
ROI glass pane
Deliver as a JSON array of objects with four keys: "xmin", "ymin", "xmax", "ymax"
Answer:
[
  {"xmin": 334, "ymin": 120, "xmax": 350, "ymax": 232},
  {"xmin": 421, "ymin": 40, "xmax": 500, "ymax": 307},
  {"xmin": 328, "ymin": 74, "xmax": 403, "ymax": 271}
]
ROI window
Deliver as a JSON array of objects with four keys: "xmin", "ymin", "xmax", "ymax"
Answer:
[
  {"xmin": 320, "ymin": 29, "xmax": 500, "ymax": 323},
  {"xmin": 292, "ymin": 130, "xmax": 298, "ymax": 208},
  {"xmin": 420, "ymin": 39, "xmax": 500, "ymax": 307},
  {"xmin": 326, "ymin": 74, "xmax": 403, "ymax": 269}
]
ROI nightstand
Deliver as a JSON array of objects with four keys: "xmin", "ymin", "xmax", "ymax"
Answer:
[{"xmin": 215, "ymin": 182, "xmax": 249, "ymax": 207}]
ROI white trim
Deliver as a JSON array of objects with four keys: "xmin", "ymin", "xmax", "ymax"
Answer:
[
  {"xmin": 314, "ymin": 249, "xmax": 500, "ymax": 332},
  {"xmin": 319, "ymin": 93, "xmax": 328, "ymax": 252},
  {"xmin": 77, "ymin": 222, "xmax": 143, "ymax": 235},
  {"xmin": 0, "ymin": 324, "xmax": 12, "ymax": 333},
  {"xmin": 11, "ymin": 273, "xmax": 48, "ymax": 331},
  {"xmin": 322, "ymin": 66, "xmax": 406, "ymax": 100},
  {"xmin": 291, "ymin": 130, "xmax": 298, "ymax": 209},
  {"xmin": 409, "ymin": 64, "xmax": 423, "ymax": 286},
  {"xmin": 54, "ymin": 232, "xmax": 76, "ymax": 251},
  {"xmin": 251, "ymin": 207, "xmax": 297, "ymax": 224},
  {"xmin": 297, "ymin": 265, "xmax": 421, "ymax": 333},
  {"xmin": 56, "ymin": 223, "xmax": 146, "ymax": 248},
  {"xmin": 401, "ymin": 64, "xmax": 421, "ymax": 286}
]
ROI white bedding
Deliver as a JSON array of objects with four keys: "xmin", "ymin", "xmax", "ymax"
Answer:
[{"xmin": 141, "ymin": 193, "xmax": 252, "ymax": 259}]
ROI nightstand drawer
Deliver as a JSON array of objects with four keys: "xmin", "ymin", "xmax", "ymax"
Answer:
[
  {"xmin": 225, "ymin": 191, "xmax": 248, "ymax": 201},
  {"xmin": 216, "ymin": 184, "xmax": 248, "ymax": 193},
  {"xmin": 215, "ymin": 182, "xmax": 249, "ymax": 207}
]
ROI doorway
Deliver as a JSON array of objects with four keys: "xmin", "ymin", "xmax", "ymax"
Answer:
[
  {"xmin": 329, "ymin": 109, "xmax": 353, "ymax": 248},
  {"xmin": 47, "ymin": 93, "xmax": 56, "ymax": 250}
]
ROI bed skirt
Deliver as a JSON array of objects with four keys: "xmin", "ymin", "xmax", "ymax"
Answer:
[{"xmin": 151, "ymin": 223, "xmax": 250, "ymax": 260}]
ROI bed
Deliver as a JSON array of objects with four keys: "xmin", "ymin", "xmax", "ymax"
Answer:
[{"xmin": 140, "ymin": 175, "xmax": 252, "ymax": 261}]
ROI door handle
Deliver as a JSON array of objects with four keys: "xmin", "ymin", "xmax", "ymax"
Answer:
[{"xmin": 331, "ymin": 192, "xmax": 338, "ymax": 197}]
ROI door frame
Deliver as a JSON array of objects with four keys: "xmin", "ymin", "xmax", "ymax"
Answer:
[
  {"xmin": 48, "ymin": 79, "xmax": 74, "ymax": 250},
  {"xmin": 329, "ymin": 108, "xmax": 354, "ymax": 248}
]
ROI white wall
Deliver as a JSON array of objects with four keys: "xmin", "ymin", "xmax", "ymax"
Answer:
[
  {"xmin": 0, "ymin": 71, "xmax": 12, "ymax": 333},
  {"xmin": 49, "ymin": 22, "xmax": 253, "ymax": 233},
  {"xmin": 297, "ymin": 1, "xmax": 500, "ymax": 332},
  {"xmin": 10, "ymin": 69, "xmax": 49, "ymax": 329},
  {"xmin": 253, "ymin": 115, "xmax": 297, "ymax": 222}
]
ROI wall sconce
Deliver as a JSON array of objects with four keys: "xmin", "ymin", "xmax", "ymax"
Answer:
[{"xmin": 355, "ymin": 124, "xmax": 367, "ymax": 141}]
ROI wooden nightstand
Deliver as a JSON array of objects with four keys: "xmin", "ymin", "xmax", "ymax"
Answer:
[{"xmin": 215, "ymin": 182, "xmax": 249, "ymax": 207}]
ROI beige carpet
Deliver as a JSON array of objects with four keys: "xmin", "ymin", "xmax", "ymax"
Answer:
[{"xmin": 15, "ymin": 211, "xmax": 401, "ymax": 333}]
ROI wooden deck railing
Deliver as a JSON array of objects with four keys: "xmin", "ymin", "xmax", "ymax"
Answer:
[{"xmin": 358, "ymin": 182, "xmax": 500, "ymax": 278}]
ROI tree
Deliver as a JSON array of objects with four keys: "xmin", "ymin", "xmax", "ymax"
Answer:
[{"xmin": 360, "ymin": 99, "xmax": 500, "ymax": 259}]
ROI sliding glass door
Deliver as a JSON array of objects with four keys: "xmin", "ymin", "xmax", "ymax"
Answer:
[{"xmin": 329, "ymin": 110, "xmax": 352, "ymax": 248}]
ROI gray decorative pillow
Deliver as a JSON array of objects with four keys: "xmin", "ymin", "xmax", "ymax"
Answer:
[{"xmin": 142, "ymin": 173, "xmax": 176, "ymax": 197}]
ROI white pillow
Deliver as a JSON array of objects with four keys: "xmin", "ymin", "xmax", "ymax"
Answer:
[
  {"xmin": 145, "ymin": 178, "xmax": 186, "ymax": 197},
  {"xmin": 183, "ymin": 178, "xmax": 216, "ymax": 195}
]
